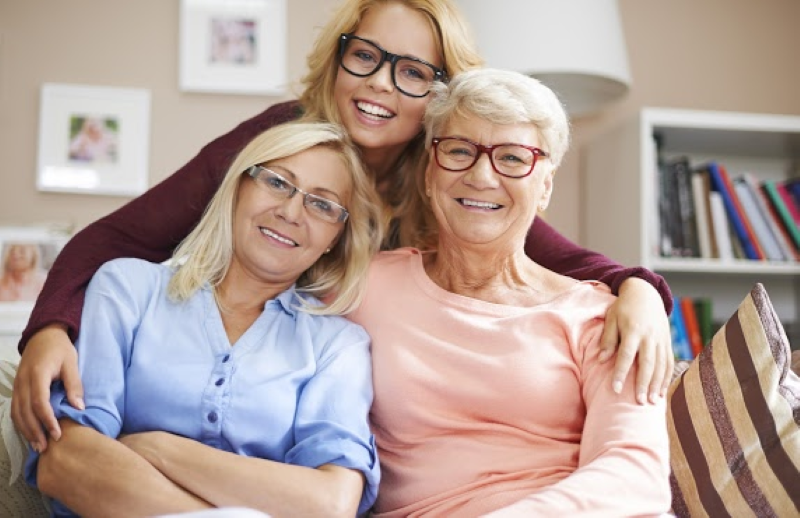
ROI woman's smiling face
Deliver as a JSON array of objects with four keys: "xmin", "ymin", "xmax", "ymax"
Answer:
[
  {"xmin": 426, "ymin": 112, "xmax": 554, "ymax": 251},
  {"xmin": 334, "ymin": 2, "xmax": 442, "ymax": 170},
  {"xmin": 230, "ymin": 146, "xmax": 351, "ymax": 289}
]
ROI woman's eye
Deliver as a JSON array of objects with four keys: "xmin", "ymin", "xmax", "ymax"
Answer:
[
  {"xmin": 447, "ymin": 146, "xmax": 475, "ymax": 158},
  {"xmin": 353, "ymin": 49, "xmax": 378, "ymax": 65},
  {"xmin": 309, "ymin": 197, "xmax": 334, "ymax": 214},
  {"xmin": 397, "ymin": 63, "xmax": 427, "ymax": 82},
  {"xmin": 266, "ymin": 176, "xmax": 290, "ymax": 191},
  {"xmin": 497, "ymin": 153, "xmax": 525, "ymax": 164}
]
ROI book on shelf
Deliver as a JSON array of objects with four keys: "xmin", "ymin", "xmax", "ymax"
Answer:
[
  {"xmin": 708, "ymin": 191, "xmax": 735, "ymax": 260},
  {"xmin": 693, "ymin": 297, "xmax": 714, "ymax": 347},
  {"xmin": 733, "ymin": 177, "xmax": 787, "ymax": 261},
  {"xmin": 659, "ymin": 158, "xmax": 688, "ymax": 256},
  {"xmin": 705, "ymin": 162, "xmax": 766, "ymax": 261},
  {"xmin": 762, "ymin": 180, "xmax": 800, "ymax": 251},
  {"xmin": 742, "ymin": 173, "xmax": 797, "ymax": 262},
  {"xmin": 672, "ymin": 157, "xmax": 701, "ymax": 257},
  {"xmin": 691, "ymin": 168, "xmax": 716, "ymax": 258},
  {"xmin": 777, "ymin": 181, "xmax": 800, "ymax": 227},
  {"xmin": 680, "ymin": 297, "xmax": 704, "ymax": 358},
  {"xmin": 669, "ymin": 300, "xmax": 694, "ymax": 361},
  {"xmin": 786, "ymin": 177, "xmax": 800, "ymax": 208}
]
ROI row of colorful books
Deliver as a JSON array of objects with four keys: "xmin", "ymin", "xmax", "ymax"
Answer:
[
  {"xmin": 669, "ymin": 296, "xmax": 715, "ymax": 361},
  {"xmin": 657, "ymin": 156, "xmax": 800, "ymax": 262}
]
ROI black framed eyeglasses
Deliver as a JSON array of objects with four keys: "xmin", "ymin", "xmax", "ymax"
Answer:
[
  {"xmin": 247, "ymin": 165, "xmax": 349, "ymax": 223},
  {"xmin": 338, "ymin": 33, "xmax": 446, "ymax": 98},
  {"xmin": 431, "ymin": 137, "xmax": 549, "ymax": 179}
]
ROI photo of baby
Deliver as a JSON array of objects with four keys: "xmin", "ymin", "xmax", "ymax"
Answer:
[
  {"xmin": 209, "ymin": 17, "xmax": 258, "ymax": 65},
  {"xmin": 67, "ymin": 115, "xmax": 119, "ymax": 164}
]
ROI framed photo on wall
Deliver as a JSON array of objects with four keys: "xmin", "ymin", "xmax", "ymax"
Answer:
[
  {"xmin": 179, "ymin": 0, "xmax": 287, "ymax": 95},
  {"xmin": 36, "ymin": 83, "xmax": 151, "ymax": 196},
  {"xmin": 0, "ymin": 227, "xmax": 70, "ymax": 335}
]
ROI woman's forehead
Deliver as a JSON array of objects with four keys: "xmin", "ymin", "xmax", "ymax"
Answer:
[{"xmin": 356, "ymin": 2, "xmax": 442, "ymax": 66}]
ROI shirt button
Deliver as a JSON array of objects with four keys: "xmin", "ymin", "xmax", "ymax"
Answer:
[
  {"xmin": 215, "ymin": 378, "xmax": 225, "ymax": 386},
  {"xmin": 222, "ymin": 355, "xmax": 230, "ymax": 363},
  {"xmin": 208, "ymin": 411, "xmax": 218, "ymax": 423}
]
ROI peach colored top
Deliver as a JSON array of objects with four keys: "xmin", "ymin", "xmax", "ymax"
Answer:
[{"xmin": 349, "ymin": 249, "xmax": 671, "ymax": 517}]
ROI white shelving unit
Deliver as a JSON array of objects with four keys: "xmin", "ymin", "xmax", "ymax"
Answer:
[{"xmin": 583, "ymin": 107, "xmax": 800, "ymax": 334}]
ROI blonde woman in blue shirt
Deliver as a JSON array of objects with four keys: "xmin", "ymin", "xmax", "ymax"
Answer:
[{"xmin": 24, "ymin": 121, "xmax": 383, "ymax": 517}]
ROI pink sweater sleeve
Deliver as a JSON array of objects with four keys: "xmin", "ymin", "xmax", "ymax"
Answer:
[
  {"xmin": 527, "ymin": 217, "xmax": 673, "ymax": 315},
  {"xmin": 481, "ymin": 325, "xmax": 672, "ymax": 517},
  {"xmin": 19, "ymin": 102, "xmax": 301, "ymax": 351}
]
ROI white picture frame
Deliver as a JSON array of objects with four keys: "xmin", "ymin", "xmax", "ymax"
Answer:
[
  {"xmin": 0, "ymin": 227, "xmax": 70, "ymax": 336},
  {"xmin": 36, "ymin": 83, "xmax": 151, "ymax": 197},
  {"xmin": 179, "ymin": 0, "xmax": 288, "ymax": 95}
]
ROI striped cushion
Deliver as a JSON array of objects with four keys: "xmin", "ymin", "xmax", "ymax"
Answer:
[{"xmin": 667, "ymin": 283, "xmax": 800, "ymax": 517}]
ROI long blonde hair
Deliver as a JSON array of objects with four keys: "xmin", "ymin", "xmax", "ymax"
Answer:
[
  {"xmin": 298, "ymin": 0, "xmax": 483, "ymax": 249},
  {"xmin": 168, "ymin": 121, "xmax": 384, "ymax": 315}
]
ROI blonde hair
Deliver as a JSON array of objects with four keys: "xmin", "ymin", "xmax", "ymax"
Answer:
[
  {"xmin": 168, "ymin": 121, "xmax": 384, "ymax": 315},
  {"xmin": 298, "ymin": 0, "xmax": 483, "ymax": 249}
]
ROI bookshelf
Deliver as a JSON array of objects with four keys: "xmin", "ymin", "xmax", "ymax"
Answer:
[{"xmin": 583, "ymin": 108, "xmax": 800, "ymax": 342}]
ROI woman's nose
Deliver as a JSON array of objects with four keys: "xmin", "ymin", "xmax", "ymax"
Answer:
[
  {"xmin": 275, "ymin": 192, "xmax": 305, "ymax": 223},
  {"xmin": 464, "ymin": 153, "xmax": 500, "ymax": 188},
  {"xmin": 366, "ymin": 63, "xmax": 395, "ymax": 93}
]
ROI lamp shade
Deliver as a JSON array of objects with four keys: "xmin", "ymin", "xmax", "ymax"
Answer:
[{"xmin": 457, "ymin": 0, "xmax": 632, "ymax": 117}]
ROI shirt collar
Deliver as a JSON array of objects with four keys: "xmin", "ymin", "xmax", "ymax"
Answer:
[{"xmin": 271, "ymin": 284, "xmax": 324, "ymax": 318}]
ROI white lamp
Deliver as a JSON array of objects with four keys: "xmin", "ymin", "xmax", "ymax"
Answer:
[{"xmin": 457, "ymin": 0, "xmax": 632, "ymax": 118}]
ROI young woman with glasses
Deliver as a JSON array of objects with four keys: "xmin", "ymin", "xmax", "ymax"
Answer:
[{"xmin": 13, "ymin": 0, "xmax": 674, "ymax": 457}]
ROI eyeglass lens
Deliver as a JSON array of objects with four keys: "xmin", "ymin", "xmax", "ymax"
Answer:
[
  {"xmin": 339, "ymin": 34, "xmax": 441, "ymax": 97},
  {"xmin": 249, "ymin": 166, "xmax": 348, "ymax": 223},
  {"xmin": 435, "ymin": 138, "xmax": 540, "ymax": 178}
]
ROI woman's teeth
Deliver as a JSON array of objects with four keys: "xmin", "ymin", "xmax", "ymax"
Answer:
[
  {"xmin": 260, "ymin": 227, "xmax": 297, "ymax": 246},
  {"xmin": 357, "ymin": 101, "xmax": 393, "ymax": 119},
  {"xmin": 461, "ymin": 199, "xmax": 500, "ymax": 209}
]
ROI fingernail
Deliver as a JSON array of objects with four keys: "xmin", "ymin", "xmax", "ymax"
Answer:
[
  {"xmin": 649, "ymin": 392, "xmax": 659, "ymax": 403},
  {"xmin": 612, "ymin": 381, "xmax": 623, "ymax": 394},
  {"xmin": 598, "ymin": 350, "xmax": 610, "ymax": 362},
  {"xmin": 31, "ymin": 443, "xmax": 40, "ymax": 454},
  {"xmin": 637, "ymin": 392, "xmax": 646, "ymax": 405},
  {"xmin": 76, "ymin": 397, "xmax": 86, "ymax": 410}
]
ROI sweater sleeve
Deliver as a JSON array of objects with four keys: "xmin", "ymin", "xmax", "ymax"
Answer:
[
  {"xmin": 19, "ymin": 101, "xmax": 302, "ymax": 352},
  {"xmin": 481, "ymin": 323, "xmax": 672, "ymax": 518},
  {"xmin": 525, "ymin": 217, "xmax": 673, "ymax": 314}
]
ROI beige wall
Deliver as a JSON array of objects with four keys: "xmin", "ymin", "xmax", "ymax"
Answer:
[{"xmin": 1, "ymin": 0, "xmax": 799, "ymax": 245}]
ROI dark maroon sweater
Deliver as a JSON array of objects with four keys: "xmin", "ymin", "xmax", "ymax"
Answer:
[{"xmin": 20, "ymin": 101, "xmax": 672, "ymax": 351}]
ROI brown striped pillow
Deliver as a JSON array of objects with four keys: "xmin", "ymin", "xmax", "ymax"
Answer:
[{"xmin": 667, "ymin": 283, "xmax": 800, "ymax": 517}]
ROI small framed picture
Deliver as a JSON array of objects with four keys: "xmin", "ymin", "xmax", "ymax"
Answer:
[
  {"xmin": 0, "ymin": 227, "xmax": 70, "ymax": 334},
  {"xmin": 179, "ymin": 0, "xmax": 287, "ymax": 95},
  {"xmin": 36, "ymin": 83, "xmax": 151, "ymax": 196}
]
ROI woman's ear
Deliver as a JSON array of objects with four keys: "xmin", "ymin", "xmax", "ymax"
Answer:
[
  {"xmin": 537, "ymin": 169, "xmax": 556, "ymax": 213},
  {"xmin": 424, "ymin": 160, "xmax": 435, "ymax": 197}
]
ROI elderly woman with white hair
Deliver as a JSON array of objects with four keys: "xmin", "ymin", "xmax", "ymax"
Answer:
[{"xmin": 349, "ymin": 68, "xmax": 672, "ymax": 517}]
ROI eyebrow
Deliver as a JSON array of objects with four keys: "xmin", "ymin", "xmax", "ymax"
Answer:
[
  {"xmin": 266, "ymin": 164, "xmax": 345, "ymax": 202},
  {"xmin": 353, "ymin": 33, "xmax": 442, "ymax": 67}
]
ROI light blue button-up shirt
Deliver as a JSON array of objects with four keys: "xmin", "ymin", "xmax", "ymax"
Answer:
[{"xmin": 26, "ymin": 258, "xmax": 379, "ymax": 516}]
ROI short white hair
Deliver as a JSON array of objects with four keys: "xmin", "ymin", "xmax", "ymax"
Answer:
[{"xmin": 424, "ymin": 68, "xmax": 570, "ymax": 168}]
